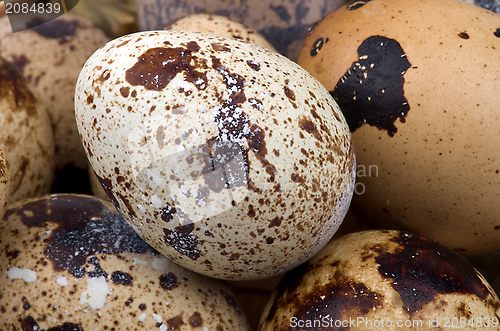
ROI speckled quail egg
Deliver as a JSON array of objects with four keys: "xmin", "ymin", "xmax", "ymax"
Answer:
[
  {"xmin": 0, "ymin": 145, "xmax": 10, "ymax": 219},
  {"xmin": 74, "ymin": 30, "xmax": 355, "ymax": 280},
  {"xmin": 259, "ymin": 230, "xmax": 500, "ymax": 331},
  {"xmin": 164, "ymin": 13, "xmax": 277, "ymax": 51},
  {"xmin": 0, "ymin": 14, "xmax": 110, "ymax": 173},
  {"xmin": 0, "ymin": 56, "xmax": 54, "ymax": 203},
  {"xmin": 137, "ymin": 0, "xmax": 349, "ymax": 61},
  {"xmin": 297, "ymin": 0, "xmax": 500, "ymax": 255},
  {"xmin": 0, "ymin": 194, "xmax": 251, "ymax": 331}
]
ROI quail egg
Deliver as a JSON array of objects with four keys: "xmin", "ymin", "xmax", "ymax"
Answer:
[{"xmin": 75, "ymin": 30, "xmax": 355, "ymax": 279}]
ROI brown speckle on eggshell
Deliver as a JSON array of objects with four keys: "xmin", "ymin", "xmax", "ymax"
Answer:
[
  {"xmin": 75, "ymin": 30, "xmax": 355, "ymax": 280},
  {"xmin": 0, "ymin": 194, "xmax": 251, "ymax": 331},
  {"xmin": 88, "ymin": 162, "xmax": 109, "ymax": 200}
]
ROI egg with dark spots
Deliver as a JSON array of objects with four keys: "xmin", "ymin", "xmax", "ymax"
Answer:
[
  {"xmin": 298, "ymin": 0, "xmax": 500, "ymax": 255},
  {"xmin": 0, "ymin": 194, "xmax": 250, "ymax": 331},
  {"xmin": 164, "ymin": 13, "xmax": 277, "ymax": 51},
  {"xmin": 137, "ymin": 0, "xmax": 349, "ymax": 61},
  {"xmin": 0, "ymin": 14, "xmax": 110, "ymax": 174},
  {"xmin": 75, "ymin": 30, "xmax": 355, "ymax": 280},
  {"xmin": 259, "ymin": 230, "xmax": 500, "ymax": 330}
]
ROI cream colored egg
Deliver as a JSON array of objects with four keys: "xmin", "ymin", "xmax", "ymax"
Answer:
[
  {"xmin": 297, "ymin": 0, "xmax": 500, "ymax": 255},
  {"xmin": 164, "ymin": 13, "xmax": 277, "ymax": 51},
  {"xmin": 0, "ymin": 14, "xmax": 110, "ymax": 172},
  {"xmin": 0, "ymin": 57, "xmax": 54, "ymax": 203},
  {"xmin": 0, "ymin": 145, "xmax": 10, "ymax": 219},
  {"xmin": 259, "ymin": 230, "xmax": 500, "ymax": 331},
  {"xmin": 75, "ymin": 30, "xmax": 355, "ymax": 280},
  {"xmin": 68, "ymin": 0, "xmax": 139, "ymax": 38},
  {"xmin": 0, "ymin": 194, "xmax": 251, "ymax": 331}
]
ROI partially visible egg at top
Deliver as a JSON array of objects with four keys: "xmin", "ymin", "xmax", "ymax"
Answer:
[
  {"xmin": 0, "ymin": 145, "xmax": 10, "ymax": 220},
  {"xmin": 297, "ymin": 0, "xmax": 500, "ymax": 255},
  {"xmin": 75, "ymin": 30, "xmax": 355, "ymax": 280}
]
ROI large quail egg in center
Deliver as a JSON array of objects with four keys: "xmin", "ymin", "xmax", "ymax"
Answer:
[{"xmin": 75, "ymin": 30, "xmax": 355, "ymax": 280}]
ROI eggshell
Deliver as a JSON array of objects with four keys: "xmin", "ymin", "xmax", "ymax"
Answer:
[
  {"xmin": 88, "ymin": 163, "xmax": 109, "ymax": 200},
  {"xmin": 259, "ymin": 230, "xmax": 500, "ymax": 331},
  {"xmin": 297, "ymin": 0, "xmax": 500, "ymax": 255},
  {"xmin": 0, "ymin": 14, "xmax": 110, "ymax": 172},
  {"xmin": 227, "ymin": 274, "xmax": 285, "ymax": 331},
  {"xmin": 0, "ymin": 56, "xmax": 54, "ymax": 203},
  {"xmin": 75, "ymin": 30, "xmax": 355, "ymax": 279},
  {"xmin": 164, "ymin": 13, "xmax": 277, "ymax": 51},
  {"xmin": 0, "ymin": 145, "xmax": 10, "ymax": 219},
  {"xmin": 0, "ymin": 194, "xmax": 251, "ymax": 331},
  {"xmin": 137, "ymin": 0, "xmax": 349, "ymax": 61}
]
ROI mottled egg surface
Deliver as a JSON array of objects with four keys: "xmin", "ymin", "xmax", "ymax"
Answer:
[
  {"xmin": 259, "ymin": 230, "xmax": 500, "ymax": 331},
  {"xmin": 137, "ymin": 0, "xmax": 349, "ymax": 61},
  {"xmin": 0, "ymin": 14, "xmax": 110, "ymax": 172},
  {"xmin": 75, "ymin": 30, "xmax": 355, "ymax": 280},
  {"xmin": 0, "ymin": 194, "xmax": 250, "ymax": 331},
  {"xmin": 0, "ymin": 56, "xmax": 54, "ymax": 203},
  {"xmin": 164, "ymin": 13, "xmax": 276, "ymax": 51},
  {"xmin": 298, "ymin": 0, "xmax": 500, "ymax": 255},
  {"xmin": 0, "ymin": 145, "xmax": 10, "ymax": 219}
]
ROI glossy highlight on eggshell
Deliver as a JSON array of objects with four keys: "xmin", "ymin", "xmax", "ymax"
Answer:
[{"xmin": 75, "ymin": 30, "xmax": 355, "ymax": 280}]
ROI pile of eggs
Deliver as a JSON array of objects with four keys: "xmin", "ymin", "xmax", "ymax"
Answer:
[{"xmin": 0, "ymin": 0, "xmax": 500, "ymax": 330}]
